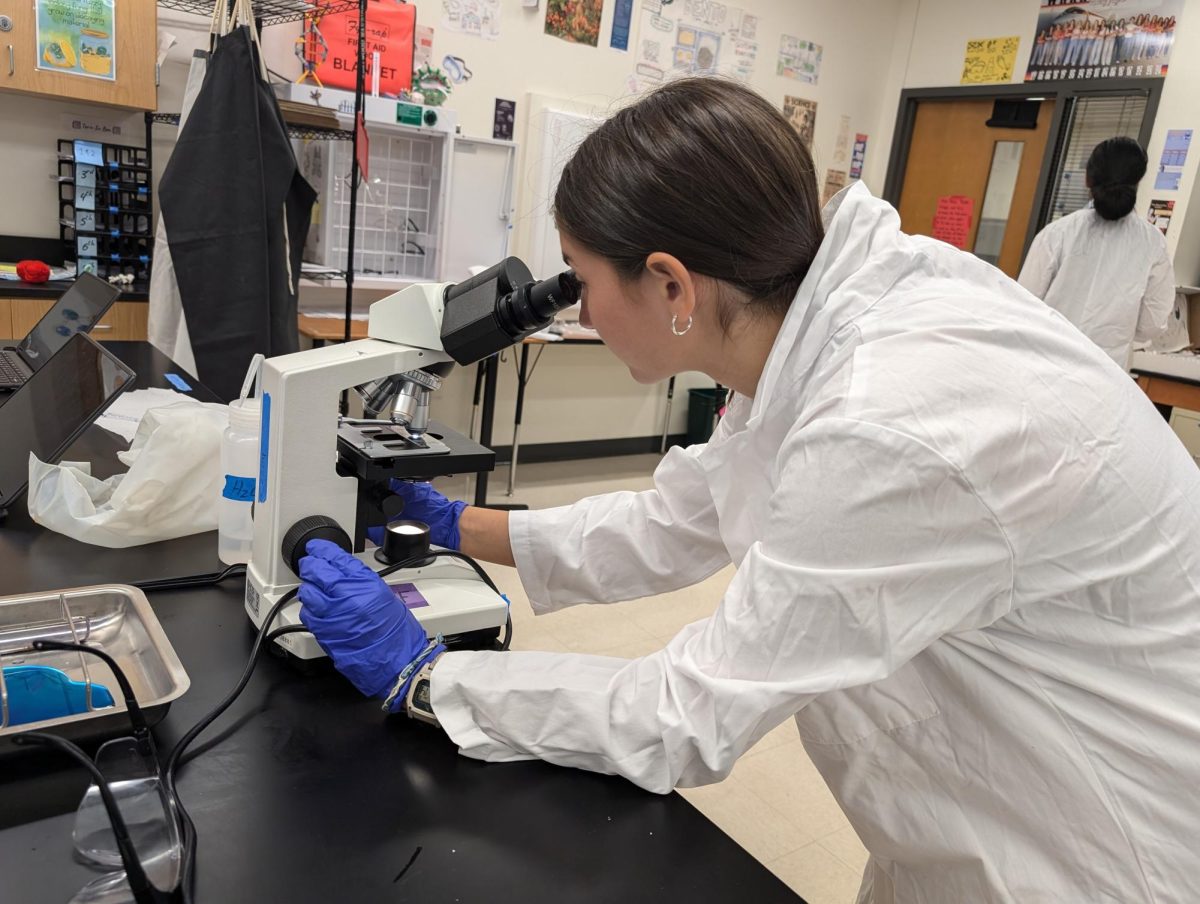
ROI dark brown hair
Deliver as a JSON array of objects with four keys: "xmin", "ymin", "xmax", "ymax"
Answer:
[{"xmin": 554, "ymin": 77, "xmax": 824, "ymax": 329}]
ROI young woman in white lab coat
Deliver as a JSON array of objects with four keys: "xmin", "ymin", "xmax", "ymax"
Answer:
[
  {"xmin": 1019, "ymin": 137, "xmax": 1175, "ymax": 369},
  {"xmin": 300, "ymin": 79, "xmax": 1200, "ymax": 903}
]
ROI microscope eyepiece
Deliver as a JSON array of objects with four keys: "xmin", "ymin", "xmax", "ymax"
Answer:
[
  {"xmin": 498, "ymin": 270, "xmax": 582, "ymax": 335},
  {"xmin": 440, "ymin": 258, "xmax": 583, "ymax": 365}
]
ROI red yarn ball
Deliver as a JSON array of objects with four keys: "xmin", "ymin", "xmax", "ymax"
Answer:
[{"xmin": 16, "ymin": 260, "xmax": 51, "ymax": 283}]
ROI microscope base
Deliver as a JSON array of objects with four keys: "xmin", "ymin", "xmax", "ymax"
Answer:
[{"xmin": 246, "ymin": 554, "xmax": 509, "ymax": 660}]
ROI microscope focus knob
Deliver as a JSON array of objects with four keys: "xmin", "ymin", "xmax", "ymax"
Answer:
[{"xmin": 282, "ymin": 516, "xmax": 353, "ymax": 576}]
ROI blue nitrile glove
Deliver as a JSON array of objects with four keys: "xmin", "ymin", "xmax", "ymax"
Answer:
[
  {"xmin": 298, "ymin": 539, "xmax": 445, "ymax": 713},
  {"xmin": 366, "ymin": 479, "xmax": 468, "ymax": 550}
]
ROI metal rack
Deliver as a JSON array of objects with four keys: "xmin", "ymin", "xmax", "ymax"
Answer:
[
  {"xmin": 148, "ymin": 111, "xmax": 351, "ymax": 142},
  {"xmin": 0, "ymin": 594, "xmax": 102, "ymax": 730},
  {"xmin": 157, "ymin": 0, "xmax": 359, "ymax": 27}
]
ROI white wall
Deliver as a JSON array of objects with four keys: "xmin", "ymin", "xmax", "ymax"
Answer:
[
  {"xmin": 271, "ymin": 0, "xmax": 910, "ymax": 447},
  {"xmin": 873, "ymin": 0, "xmax": 1200, "ymax": 282}
]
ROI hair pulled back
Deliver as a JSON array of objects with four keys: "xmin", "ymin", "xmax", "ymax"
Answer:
[{"xmin": 554, "ymin": 78, "xmax": 824, "ymax": 327}]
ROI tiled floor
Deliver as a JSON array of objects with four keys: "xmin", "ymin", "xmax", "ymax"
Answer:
[{"xmin": 441, "ymin": 455, "xmax": 868, "ymax": 904}]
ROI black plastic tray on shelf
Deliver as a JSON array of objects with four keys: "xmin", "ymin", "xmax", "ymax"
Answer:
[{"xmin": 56, "ymin": 137, "xmax": 153, "ymax": 281}]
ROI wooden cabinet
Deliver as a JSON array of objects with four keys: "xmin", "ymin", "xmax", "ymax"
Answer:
[
  {"xmin": 0, "ymin": 297, "xmax": 148, "ymax": 341},
  {"xmin": 0, "ymin": 2, "xmax": 157, "ymax": 110}
]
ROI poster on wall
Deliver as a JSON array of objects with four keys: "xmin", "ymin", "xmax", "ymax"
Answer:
[
  {"xmin": 782, "ymin": 95, "xmax": 818, "ymax": 151},
  {"xmin": 932, "ymin": 195, "xmax": 974, "ymax": 250},
  {"xmin": 834, "ymin": 115, "xmax": 852, "ymax": 165},
  {"xmin": 441, "ymin": 0, "xmax": 502, "ymax": 40},
  {"xmin": 1155, "ymin": 129, "xmax": 1192, "ymax": 191},
  {"xmin": 778, "ymin": 35, "xmax": 821, "ymax": 84},
  {"xmin": 35, "ymin": 0, "xmax": 116, "ymax": 82},
  {"xmin": 611, "ymin": 0, "xmax": 634, "ymax": 50},
  {"xmin": 850, "ymin": 133, "xmax": 868, "ymax": 181},
  {"xmin": 628, "ymin": 0, "xmax": 757, "ymax": 91},
  {"xmin": 1148, "ymin": 199, "xmax": 1175, "ymax": 235},
  {"xmin": 414, "ymin": 25, "xmax": 435, "ymax": 67},
  {"xmin": 1025, "ymin": 0, "xmax": 1182, "ymax": 82},
  {"xmin": 546, "ymin": 0, "xmax": 604, "ymax": 47},
  {"xmin": 822, "ymin": 169, "xmax": 847, "ymax": 206},
  {"xmin": 673, "ymin": 22, "xmax": 722, "ymax": 73},
  {"xmin": 961, "ymin": 36, "xmax": 1020, "ymax": 84},
  {"xmin": 493, "ymin": 98, "xmax": 516, "ymax": 140}
]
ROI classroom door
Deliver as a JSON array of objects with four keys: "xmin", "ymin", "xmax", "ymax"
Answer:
[{"xmin": 897, "ymin": 98, "xmax": 1056, "ymax": 278}]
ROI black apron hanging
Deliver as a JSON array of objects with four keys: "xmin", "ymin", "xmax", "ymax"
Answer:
[{"xmin": 159, "ymin": 25, "xmax": 314, "ymax": 401}]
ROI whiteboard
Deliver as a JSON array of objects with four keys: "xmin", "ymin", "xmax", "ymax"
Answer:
[{"xmin": 527, "ymin": 107, "xmax": 601, "ymax": 280}]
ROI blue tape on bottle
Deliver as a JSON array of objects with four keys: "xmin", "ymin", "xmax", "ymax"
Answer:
[
  {"xmin": 258, "ymin": 392, "xmax": 271, "ymax": 504},
  {"xmin": 222, "ymin": 475, "xmax": 256, "ymax": 501},
  {"xmin": 164, "ymin": 373, "xmax": 192, "ymax": 391}
]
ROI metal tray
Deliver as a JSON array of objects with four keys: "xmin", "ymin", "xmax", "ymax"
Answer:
[{"xmin": 0, "ymin": 584, "xmax": 190, "ymax": 753}]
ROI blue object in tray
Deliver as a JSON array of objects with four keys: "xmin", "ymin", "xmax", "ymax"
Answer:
[{"xmin": 3, "ymin": 665, "xmax": 115, "ymax": 727}]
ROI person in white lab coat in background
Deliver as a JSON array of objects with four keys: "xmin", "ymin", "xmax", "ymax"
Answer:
[
  {"xmin": 1018, "ymin": 136, "xmax": 1176, "ymax": 368},
  {"xmin": 297, "ymin": 79, "xmax": 1200, "ymax": 903}
]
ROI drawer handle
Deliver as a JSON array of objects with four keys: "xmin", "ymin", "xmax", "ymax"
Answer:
[
  {"xmin": 7, "ymin": 45, "xmax": 13, "ymax": 77},
  {"xmin": 92, "ymin": 323, "xmax": 114, "ymax": 331}
]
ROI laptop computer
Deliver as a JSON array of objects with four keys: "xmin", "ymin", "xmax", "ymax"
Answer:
[
  {"xmin": 0, "ymin": 332, "xmax": 135, "ymax": 514},
  {"xmin": 0, "ymin": 273, "xmax": 121, "ymax": 390}
]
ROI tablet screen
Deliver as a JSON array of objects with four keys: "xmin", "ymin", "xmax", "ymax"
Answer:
[
  {"xmin": 16, "ymin": 273, "xmax": 121, "ymax": 367},
  {"xmin": 0, "ymin": 333, "xmax": 135, "ymax": 506}
]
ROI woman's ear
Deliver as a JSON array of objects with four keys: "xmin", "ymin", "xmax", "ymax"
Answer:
[{"xmin": 644, "ymin": 252, "xmax": 697, "ymax": 323}]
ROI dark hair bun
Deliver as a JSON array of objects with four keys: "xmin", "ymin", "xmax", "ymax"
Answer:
[
  {"xmin": 1092, "ymin": 183, "xmax": 1138, "ymax": 220},
  {"xmin": 1086, "ymin": 137, "xmax": 1147, "ymax": 221}
]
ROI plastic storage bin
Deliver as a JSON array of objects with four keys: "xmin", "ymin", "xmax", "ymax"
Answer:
[{"xmin": 686, "ymin": 387, "xmax": 728, "ymax": 446}]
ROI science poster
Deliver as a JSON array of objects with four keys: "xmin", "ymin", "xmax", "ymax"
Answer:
[
  {"xmin": 783, "ymin": 95, "xmax": 818, "ymax": 151},
  {"xmin": 36, "ymin": 0, "xmax": 116, "ymax": 82}
]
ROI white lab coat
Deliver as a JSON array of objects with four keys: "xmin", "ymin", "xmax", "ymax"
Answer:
[
  {"xmin": 1018, "ymin": 205, "xmax": 1176, "ymax": 369},
  {"xmin": 432, "ymin": 184, "xmax": 1200, "ymax": 903}
]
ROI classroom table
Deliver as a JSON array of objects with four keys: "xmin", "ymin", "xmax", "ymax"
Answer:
[{"xmin": 0, "ymin": 342, "xmax": 806, "ymax": 904}]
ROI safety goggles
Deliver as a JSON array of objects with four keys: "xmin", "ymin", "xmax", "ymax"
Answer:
[{"xmin": 14, "ymin": 639, "xmax": 183, "ymax": 904}]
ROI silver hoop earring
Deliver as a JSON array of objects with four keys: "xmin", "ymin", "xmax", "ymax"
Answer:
[{"xmin": 671, "ymin": 315, "xmax": 693, "ymax": 336}]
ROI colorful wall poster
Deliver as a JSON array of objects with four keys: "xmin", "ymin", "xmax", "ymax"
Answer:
[
  {"xmin": 850, "ymin": 133, "xmax": 868, "ymax": 181},
  {"xmin": 1155, "ymin": 129, "xmax": 1192, "ymax": 191},
  {"xmin": 35, "ymin": 0, "xmax": 116, "ymax": 82},
  {"xmin": 782, "ymin": 95, "xmax": 818, "ymax": 151},
  {"xmin": 546, "ymin": 0, "xmax": 604, "ymax": 47},
  {"xmin": 822, "ymin": 169, "xmax": 847, "ymax": 206},
  {"xmin": 778, "ymin": 34, "xmax": 821, "ymax": 84},
  {"xmin": 673, "ymin": 23, "xmax": 722, "ymax": 73},
  {"xmin": 441, "ymin": 0, "xmax": 501, "ymax": 40},
  {"xmin": 611, "ymin": 0, "xmax": 635, "ymax": 50},
  {"xmin": 1025, "ymin": 0, "xmax": 1182, "ymax": 82},
  {"xmin": 932, "ymin": 195, "xmax": 974, "ymax": 250},
  {"xmin": 961, "ymin": 36, "xmax": 1020, "ymax": 84},
  {"xmin": 1148, "ymin": 199, "xmax": 1175, "ymax": 235}
]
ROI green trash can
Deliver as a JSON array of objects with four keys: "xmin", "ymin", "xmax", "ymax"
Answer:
[{"xmin": 686, "ymin": 387, "xmax": 728, "ymax": 446}]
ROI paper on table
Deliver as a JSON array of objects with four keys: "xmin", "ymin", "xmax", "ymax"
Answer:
[{"xmin": 96, "ymin": 388, "xmax": 201, "ymax": 442}]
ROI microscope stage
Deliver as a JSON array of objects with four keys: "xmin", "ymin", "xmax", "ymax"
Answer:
[
  {"xmin": 338, "ymin": 422, "xmax": 453, "ymax": 459},
  {"xmin": 337, "ymin": 419, "xmax": 496, "ymax": 483}
]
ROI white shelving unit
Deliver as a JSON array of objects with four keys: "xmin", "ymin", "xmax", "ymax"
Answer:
[{"xmin": 299, "ymin": 125, "xmax": 449, "ymax": 281}]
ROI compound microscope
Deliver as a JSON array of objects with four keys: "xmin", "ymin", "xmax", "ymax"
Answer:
[{"xmin": 245, "ymin": 259, "xmax": 580, "ymax": 659}]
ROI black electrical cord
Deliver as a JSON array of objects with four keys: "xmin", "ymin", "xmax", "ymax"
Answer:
[
  {"xmin": 162, "ymin": 548, "xmax": 510, "ymax": 901},
  {"xmin": 133, "ymin": 564, "xmax": 246, "ymax": 593}
]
